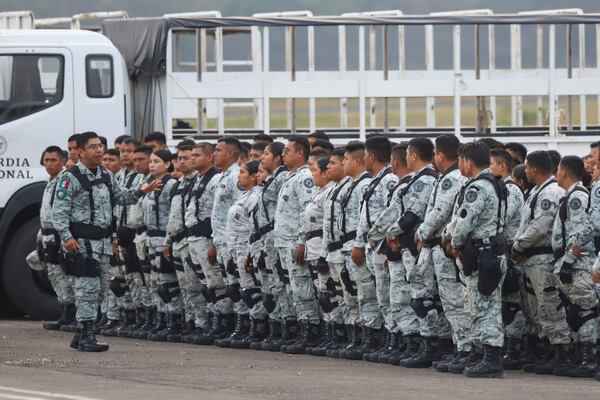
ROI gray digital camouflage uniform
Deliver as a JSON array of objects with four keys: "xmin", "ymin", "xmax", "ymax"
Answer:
[
  {"xmin": 274, "ymin": 165, "xmax": 319, "ymax": 324},
  {"xmin": 51, "ymin": 162, "xmax": 142, "ymax": 322}
]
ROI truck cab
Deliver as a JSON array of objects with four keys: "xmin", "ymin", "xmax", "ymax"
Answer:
[{"xmin": 0, "ymin": 29, "xmax": 130, "ymax": 318}]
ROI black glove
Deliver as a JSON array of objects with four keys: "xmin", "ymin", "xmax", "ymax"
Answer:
[{"xmin": 559, "ymin": 262, "xmax": 574, "ymax": 284}]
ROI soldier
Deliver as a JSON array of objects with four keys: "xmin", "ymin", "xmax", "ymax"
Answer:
[
  {"xmin": 163, "ymin": 145, "xmax": 202, "ymax": 342},
  {"xmin": 417, "ymin": 135, "xmax": 471, "ymax": 373},
  {"xmin": 489, "ymin": 149, "xmax": 527, "ymax": 370},
  {"xmin": 101, "ymin": 149, "xmax": 121, "ymax": 174},
  {"xmin": 39, "ymin": 146, "xmax": 75, "ymax": 331},
  {"xmin": 203, "ymin": 138, "xmax": 243, "ymax": 345},
  {"xmin": 303, "ymin": 153, "xmax": 336, "ymax": 356},
  {"xmin": 66, "ymin": 134, "xmax": 80, "ymax": 169},
  {"xmin": 253, "ymin": 142, "xmax": 296, "ymax": 352},
  {"xmin": 349, "ymin": 136, "xmax": 398, "ymax": 360},
  {"xmin": 551, "ymin": 156, "xmax": 598, "ymax": 377},
  {"xmin": 51, "ymin": 132, "xmax": 159, "ymax": 351},
  {"xmin": 512, "ymin": 151, "xmax": 570, "ymax": 374},
  {"xmin": 450, "ymin": 141, "xmax": 507, "ymax": 378},
  {"xmin": 141, "ymin": 150, "xmax": 180, "ymax": 342},
  {"xmin": 184, "ymin": 143, "xmax": 222, "ymax": 344},
  {"xmin": 366, "ymin": 142, "xmax": 414, "ymax": 364},
  {"xmin": 276, "ymin": 136, "xmax": 320, "ymax": 354},
  {"xmin": 226, "ymin": 160, "xmax": 268, "ymax": 348}
]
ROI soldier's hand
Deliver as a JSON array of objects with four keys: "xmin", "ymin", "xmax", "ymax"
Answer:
[
  {"xmin": 294, "ymin": 244, "xmax": 305, "ymax": 265},
  {"xmin": 208, "ymin": 244, "xmax": 217, "ymax": 265},
  {"xmin": 452, "ymin": 247, "xmax": 461, "ymax": 259},
  {"xmin": 162, "ymin": 245, "xmax": 171, "ymax": 261},
  {"xmin": 112, "ymin": 240, "xmax": 120, "ymax": 255},
  {"xmin": 511, "ymin": 248, "xmax": 526, "ymax": 263},
  {"xmin": 351, "ymin": 247, "xmax": 365, "ymax": 266},
  {"xmin": 386, "ymin": 237, "xmax": 400, "ymax": 252},
  {"xmin": 244, "ymin": 257, "xmax": 253, "ymax": 274},
  {"xmin": 140, "ymin": 179, "xmax": 163, "ymax": 194},
  {"xmin": 415, "ymin": 233, "xmax": 422, "ymax": 252},
  {"xmin": 570, "ymin": 245, "xmax": 583, "ymax": 258},
  {"xmin": 592, "ymin": 271, "xmax": 600, "ymax": 284},
  {"xmin": 64, "ymin": 238, "xmax": 79, "ymax": 253}
]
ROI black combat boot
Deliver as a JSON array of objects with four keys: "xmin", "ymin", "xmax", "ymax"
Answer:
[
  {"xmin": 345, "ymin": 326, "xmax": 379, "ymax": 360},
  {"xmin": 127, "ymin": 308, "xmax": 146, "ymax": 338},
  {"xmin": 378, "ymin": 333, "xmax": 405, "ymax": 364},
  {"xmin": 557, "ymin": 342, "xmax": 596, "ymax": 378},
  {"xmin": 502, "ymin": 337, "xmax": 523, "ymax": 370},
  {"xmin": 193, "ymin": 313, "xmax": 229, "ymax": 345},
  {"xmin": 277, "ymin": 319, "xmax": 298, "ymax": 352},
  {"xmin": 329, "ymin": 325, "xmax": 356, "ymax": 358},
  {"xmin": 390, "ymin": 334, "xmax": 420, "ymax": 365},
  {"xmin": 447, "ymin": 346, "xmax": 480, "ymax": 374},
  {"xmin": 43, "ymin": 303, "xmax": 75, "ymax": 331},
  {"xmin": 307, "ymin": 322, "xmax": 331, "ymax": 356},
  {"xmin": 323, "ymin": 323, "xmax": 348, "ymax": 356},
  {"xmin": 401, "ymin": 336, "xmax": 439, "ymax": 368},
  {"xmin": 216, "ymin": 314, "xmax": 250, "ymax": 348},
  {"xmin": 437, "ymin": 350, "xmax": 469, "ymax": 373},
  {"xmin": 59, "ymin": 304, "xmax": 78, "ymax": 332},
  {"xmin": 149, "ymin": 312, "xmax": 176, "ymax": 342},
  {"xmin": 284, "ymin": 322, "xmax": 321, "ymax": 354},
  {"xmin": 522, "ymin": 336, "xmax": 545, "ymax": 372},
  {"xmin": 77, "ymin": 320, "xmax": 109, "ymax": 352},
  {"xmin": 433, "ymin": 344, "xmax": 457, "ymax": 372},
  {"xmin": 116, "ymin": 310, "xmax": 136, "ymax": 337},
  {"xmin": 165, "ymin": 314, "xmax": 184, "ymax": 342},
  {"xmin": 364, "ymin": 330, "xmax": 391, "ymax": 362},
  {"xmin": 231, "ymin": 317, "xmax": 268, "ymax": 349},
  {"xmin": 147, "ymin": 311, "xmax": 167, "ymax": 339},
  {"xmin": 463, "ymin": 344, "xmax": 504, "ymax": 378},
  {"xmin": 533, "ymin": 341, "xmax": 557, "ymax": 375},
  {"xmin": 100, "ymin": 312, "xmax": 123, "ymax": 337},
  {"xmin": 179, "ymin": 320, "xmax": 196, "ymax": 343},
  {"xmin": 70, "ymin": 325, "xmax": 81, "ymax": 350},
  {"xmin": 133, "ymin": 307, "xmax": 155, "ymax": 339},
  {"xmin": 258, "ymin": 320, "xmax": 282, "ymax": 351},
  {"xmin": 94, "ymin": 313, "xmax": 109, "ymax": 334}
]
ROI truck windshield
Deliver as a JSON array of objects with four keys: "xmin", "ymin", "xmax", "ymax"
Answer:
[{"xmin": 0, "ymin": 54, "xmax": 64, "ymax": 125}]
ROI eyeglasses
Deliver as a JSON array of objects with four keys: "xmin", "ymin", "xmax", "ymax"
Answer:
[{"xmin": 86, "ymin": 144, "xmax": 105, "ymax": 151}]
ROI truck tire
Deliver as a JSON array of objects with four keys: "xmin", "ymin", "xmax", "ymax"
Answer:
[{"xmin": 2, "ymin": 218, "xmax": 61, "ymax": 319}]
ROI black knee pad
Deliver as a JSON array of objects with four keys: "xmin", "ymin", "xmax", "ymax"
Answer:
[
  {"xmin": 241, "ymin": 287, "xmax": 262, "ymax": 308},
  {"xmin": 262, "ymin": 293, "xmax": 276, "ymax": 313},
  {"xmin": 109, "ymin": 277, "xmax": 128, "ymax": 297},
  {"xmin": 502, "ymin": 301, "xmax": 521, "ymax": 326},
  {"xmin": 410, "ymin": 297, "xmax": 436, "ymax": 319},
  {"xmin": 226, "ymin": 283, "xmax": 241, "ymax": 302},
  {"xmin": 318, "ymin": 292, "xmax": 337, "ymax": 313}
]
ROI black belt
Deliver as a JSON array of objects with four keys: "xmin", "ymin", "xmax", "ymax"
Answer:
[
  {"xmin": 147, "ymin": 229, "xmax": 166, "ymax": 237},
  {"xmin": 188, "ymin": 219, "xmax": 212, "ymax": 238},
  {"xmin": 522, "ymin": 246, "xmax": 554, "ymax": 257},
  {"xmin": 171, "ymin": 229, "xmax": 187, "ymax": 243},
  {"xmin": 259, "ymin": 223, "xmax": 274, "ymax": 236},
  {"xmin": 423, "ymin": 237, "xmax": 442, "ymax": 248},
  {"xmin": 250, "ymin": 232, "xmax": 262, "ymax": 244},
  {"xmin": 327, "ymin": 231, "xmax": 357, "ymax": 252},
  {"xmin": 136, "ymin": 226, "xmax": 147, "ymax": 235},
  {"xmin": 305, "ymin": 229, "xmax": 323, "ymax": 241},
  {"xmin": 69, "ymin": 222, "xmax": 111, "ymax": 240},
  {"xmin": 41, "ymin": 228, "xmax": 59, "ymax": 236}
]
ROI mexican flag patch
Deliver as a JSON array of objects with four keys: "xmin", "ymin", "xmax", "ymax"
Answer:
[{"xmin": 58, "ymin": 178, "xmax": 70, "ymax": 189}]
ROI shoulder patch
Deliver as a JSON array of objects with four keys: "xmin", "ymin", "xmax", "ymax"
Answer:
[
  {"xmin": 540, "ymin": 199, "xmax": 551, "ymax": 210},
  {"xmin": 386, "ymin": 181, "xmax": 396, "ymax": 191},
  {"xmin": 58, "ymin": 176, "xmax": 71, "ymax": 189},
  {"xmin": 361, "ymin": 185, "xmax": 368, "ymax": 194},
  {"xmin": 465, "ymin": 190, "xmax": 478, "ymax": 203},
  {"xmin": 595, "ymin": 186, "xmax": 600, "ymax": 198},
  {"xmin": 55, "ymin": 188, "xmax": 69, "ymax": 200},
  {"xmin": 414, "ymin": 181, "xmax": 425, "ymax": 193},
  {"xmin": 441, "ymin": 179, "xmax": 452, "ymax": 190},
  {"xmin": 570, "ymin": 197, "xmax": 582, "ymax": 210},
  {"xmin": 303, "ymin": 178, "xmax": 314, "ymax": 188}
]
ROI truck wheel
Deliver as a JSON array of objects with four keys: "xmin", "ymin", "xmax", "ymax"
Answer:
[{"xmin": 2, "ymin": 218, "xmax": 61, "ymax": 319}]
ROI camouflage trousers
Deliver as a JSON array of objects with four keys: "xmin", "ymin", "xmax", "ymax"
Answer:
[
  {"xmin": 74, "ymin": 253, "xmax": 108, "ymax": 322},
  {"xmin": 151, "ymin": 248, "xmax": 183, "ymax": 315},
  {"xmin": 464, "ymin": 257, "xmax": 507, "ymax": 348},
  {"xmin": 47, "ymin": 263, "xmax": 75, "ymax": 305},
  {"xmin": 173, "ymin": 242, "xmax": 208, "ymax": 328},
  {"xmin": 348, "ymin": 252, "xmax": 380, "ymax": 328},
  {"xmin": 317, "ymin": 261, "xmax": 344, "ymax": 324},
  {"xmin": 278, "ymin": 246, "xmax": 319, "ymax": 323},
  {"xmin": 364, "ymin": 250, "xmax": 387, "ymax": 330},
  {"xmin": 216, "ymin": 243, "xmax": 247, "ymax": 315},
  {"xmin": 524, "ymin": 259, "xmax": 570, "ymax": 344},
  {"xmin": 340, "ymin": 254, "xmax": 360, "ymax": 326},
  {"xmin": 188, "ymin": 238, "xmax": 232, "ymax": 317},
  {"xmin": 132, "ymin": 233, "xmax": 152, "ymax": 309},
  {"xmin": 502, "ymin": 262, "xmax": 527, "ymax": 340},
  {"xmin": 388, "ymin": 258, "xmax": 418, "ymax": 335},
  {"xmin": 558, "ymin": 264, "xmax": 599, "ymax": 344},
  {"xmin": 234, "ymin": 251, "xmax": 267, "ymax": 319},
  {"xmin": 431, "ymin": 246, "xmax": 470, "ymax": 351},
  {"xmin": 263, "ymin": 241, "xmax": 295, "ymax": 321}
]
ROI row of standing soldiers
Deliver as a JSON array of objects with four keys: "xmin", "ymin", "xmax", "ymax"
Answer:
[{"xmin": 35, "ymin": 130, "xmax": 600, "ymax": 379}]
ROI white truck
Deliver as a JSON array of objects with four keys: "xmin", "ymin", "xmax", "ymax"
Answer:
[{"xmin": 1, "ymin": 9, "xmax": 600, "ymax": 318}]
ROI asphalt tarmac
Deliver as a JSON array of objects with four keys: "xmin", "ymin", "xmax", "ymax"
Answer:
[{"xmin": 0, "ymin": 320, "xmax": 599, "ymax": 400}]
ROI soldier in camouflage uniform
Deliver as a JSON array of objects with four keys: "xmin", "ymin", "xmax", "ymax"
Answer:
[
  {"xmin": 52, "ymin": 132, "xmax": 159, "ymax": 351},
  {"xmin": 276, "ymin": 136, "xmax": 320, "ymax": 354},
  {"xmin": 417, "ymin": 135, "xmax": 470, "ymax": 373},
  {"xmin": 350, "ymin": 136, "xmax": 398, "ymax": 360},
  {"xmin": 184, "ymin": 143, "xmax": 222, "ymax": 344},
  {"xmin": 163, "ymin": 145, "xmax": 202, "ymax": 342},
  {"xmin": 254, "ymin": 142, "xmax": 296, "ymax": 351},
  {"xmin": 205, "ymin": 138, "xmax": 243, "ymax": 345},
  {"xmin": 365, "ymin": 143, "xmax": 414, "ymax": 364},
  {"xmin": 489, "ymin": 149, "xmax": 526, "ymax": 369},
  {"xmin": 39, "ymin": 146, "xmax": 76, "ymax": 331},
  {"xmin": 450, "ymin": 141, "xmax": 507, "ymax": 378},
  {"xmin": 551, "ymin": 156, "xmax": 598, "ymax": 377},
  {"xmin": 141, "ymin": 150, "xmax": 180, "ymax": 342},
  {"xmin": 512, "ymin": 151, "xmax": 570, "ymax": 374}
]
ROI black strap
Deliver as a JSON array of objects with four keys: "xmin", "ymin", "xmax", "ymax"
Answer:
[
  {"xmin": 305, "ymin": 229, "xmax": 323, "ymax": 241},
  {"xmin": 328, "ymin": 178, "xmax": 351, "ymax": 241},
  {"xmin": 170, "ymin": 175, "xmax": 197, "ymax": 238},
  {"xmin": 457, "ymin": 172, "xmax": 507, "ymax": 235},
  {"xmin": 363, "ymin": 167, "xmax": 391, "ymax": 228},
  {"xmin": 119, "ymin": 171, "xmax": 138, "ymax": 226},
  {"xmin": 193, "ymin": 168, "xmax": 219, "ymax": 220},
  {"xmin": 528, "ymin": 178, "xmax": 557, "ymax": 222},
  {"xmin": 261, "ymin": 166, "xmax": 288, "ymax": 224},
  {"xmin": 49, "ymin": 176, "xmax": 60, "ymax": 208},
  {"xmin": 522, "ymin": 246, "xmax": 554, "ymax": 257},
  {"xmin": 340, "ymin": 171, "xmax": 373, "ymax": 234},
  {"xmin": 557, "ymin": 185, "xmax": 590, "ymax": 256},
  {"xmin": 386, "ymin": 174, "xmax": 412, "ymax": 207},
  {"xmin": 68, "ymin": 165, "xmax": 114, "ymax": 227},
  {"xmin": 430, "ymin": 162, "xmax": 459, "ymax": 206},
  {"xmin": 399, "ymin": 167, "xmax": 438, "ymax": 215},
  {"xmin": 152, "ymin": 174, "xmax": 174, "ymax": 230}
]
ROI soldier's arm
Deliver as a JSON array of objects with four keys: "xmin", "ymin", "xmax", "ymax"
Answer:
[
  {"xmin": 418, "ymin": 178, "xmax": 460, "ymax": 241},
  {"xmin": 295, "ymin": 175, "xmax": 315, "ymax": 245},
  {"xmin": 111, "ymin": 173, "xmax": 143, "ymax": 205},
  {"xmin": 368, "ymin": 201, "xmax": 399, "ymax": 244},
  {"xmin": 568, "ymin": 192, "xmax": 595, "ymax": 250},
  {"xmin": 50, "ymin": 172, "xmax": 77, "ymax": 243},
  {"xmin": 450, "ymin": 184, "xmax": 486, "ymax": 248},
  {"xmin": 588, "ymin": 184, "xmax": 600, "ymax": 235},
  {"xmin": 513, "ymin": 192, "xmax": 559, "ymax": 252}
]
